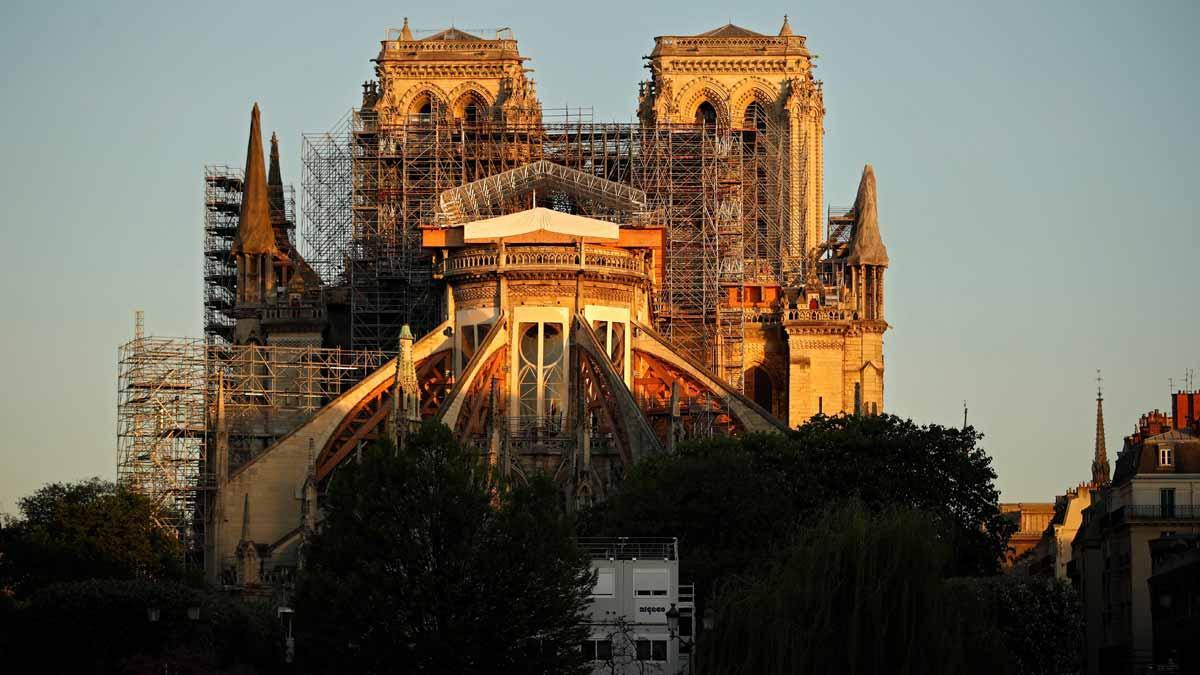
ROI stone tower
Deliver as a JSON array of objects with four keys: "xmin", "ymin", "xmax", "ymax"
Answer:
[
  {"xmin": 231, "ymin": 104, "xmax": 324, "ymax": 346},
  {"xmin": 640, "ymin": 19, "xmax": 887, "ymax": 426},
  {"xmin": 639, "ymin": 16, "xmax": 824, "ymax": 259},
  {"xmin": 369, "ymin": 18, "xmax": 540, "ymax": 127}
]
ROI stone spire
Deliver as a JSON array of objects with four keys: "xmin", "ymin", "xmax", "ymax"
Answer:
[
  {"xmin": 268, "ymin": 131, "xmax": 287, "ymax": 227},
  {"xmin": 846, "ymin": 164, "xmax": 889, "ymax": 267},
  {"xmin": 389, "ymin": 325, "xmax": 421, "ymax": 446},
  {"xmin": 400, "ymin": 17, "xmax": 413, "ymax": 41},
  {"xmin": 233, "ymin": 104, "xmax": 278, "ymax": 256},
  {"xmin": 779, "ymin": 15, "xmax": 793, "ymax": 37},
  {"xmin": 1092, "ymin": 371, "xmax": 1110, "ymax": 485}
]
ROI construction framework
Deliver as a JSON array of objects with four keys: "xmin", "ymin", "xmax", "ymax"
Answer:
[
  {"xmin": 300, "ymin": 107, "xmax": 791, "ymax": 381},
  {"xmin": 204, "ymin": 166, "xmax": 296, "ymax": 345},
  {"xmin": 118, "ymin": 310, "xmax": 388, "ymax": 564},
  {"xmin": 117, "ymin": 312, "xmax": 208, "ymax": 561}
]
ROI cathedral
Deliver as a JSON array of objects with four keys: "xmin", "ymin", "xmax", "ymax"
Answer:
[{"xmin": 117, "ymin": 19, "xmax": 890, "ymax": 585}]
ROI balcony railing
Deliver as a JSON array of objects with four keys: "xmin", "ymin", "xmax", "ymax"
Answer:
[
  {"xmin": 441, "ymin": 245, "xmax": 647, "ymax": 278},
  {"xmin": 577, "ymin": 537, "xmax": 679, "ymax": 561},
  {"xmin": 1106, "ymin": 504, "xmax": 1200, "ymax": 527},
  {"xmin": 1124, "ymin": 504, "xmax": 1199, "ymax": 520}
]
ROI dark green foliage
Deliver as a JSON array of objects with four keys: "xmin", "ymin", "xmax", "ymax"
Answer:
[
  {"xmin": 947, "ymin": 576, "xmax": 1082, "ymax": 675},
  {"xmin": 579, "ymin": 433, "xmax": 794, "ymax": 604},
  {"xmin": 790, "ymin": 415, "xmax": 1015, "ymax": 576},
  {"xmin": 695, "ymin": 504, "xmax": 1009, "ymax": 675},
  {"xmin": 1, "ymin": 579, "xmax": 278, "ymax": 673},
  {"xmin": 0, "ymin": 478, "xmax": 182, "ymax": 595},
  {"xmin": 586, "ymin": 414, "xmax": 1014, "ymax": 604},
  {"xmin": 293, "ymin": 422, "xmax": 594, "ymax": 675}
]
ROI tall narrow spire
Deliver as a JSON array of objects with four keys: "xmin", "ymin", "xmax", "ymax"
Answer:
[
  {"xmin": 1092, "ymin": 370, "xmax": 1110, "ymax": 485},
  {"xmin": 400, "ymin": 17, "xmax": 413, "ymax": 41},
  {"xmin": 779, "ymin": 15, "xmax": 793, "ymax": 37},
  {"xmin": 846, "ymin": 164, "xmax": 889, "ymax": 266},
  {"xmin": 233, "ymin": 103, "xmax": 277, "ymax": 256},
  {"xmin": 268, "ymin": 131, "xmax": 286, "ymax": 225}
]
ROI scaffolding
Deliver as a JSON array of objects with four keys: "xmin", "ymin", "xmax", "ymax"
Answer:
[
  {"xmin": 208, "ymin": 343, "xmax": 388, "ymax": 470},
  {"xmin": 118, "ymin": 310, "xmax": 389, "ymax": 563},
  {"xmin": 300, "ymin": 105, "xmax": 792, "ymax": 375},
  {"xmin": 117, "ymin": 313, "xmax": 208, "ymax": 562},
  {"xmin": 204, "ymin": 166, "xmax": 296, "ymax": 345}
]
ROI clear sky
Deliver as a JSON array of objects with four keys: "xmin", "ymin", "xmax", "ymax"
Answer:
[{"xmin": 1, "ymin": 0, "xmax": 1197, "ymax": 512}]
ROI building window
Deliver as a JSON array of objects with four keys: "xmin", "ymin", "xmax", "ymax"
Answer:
[
  {"xmin": 580, "ymin": 639, "xmax": 612, "ymax": 662},
  {"xmin": 1159, "ymin": 445, "xmax": 1174, "ymax": 467},
  {"xmin": 592, "ymin": 569, "xmax": 615, "ymax": 597},
  {"xmin": 633, "ymin": 569, "xmax": 669, "ymax": 597},
  {"xmin": 517, "ymin": 322, "xmax": 565, "ymax": 421},
  {"xmin": 636, "ymin": 639, "xmax": 668, "ymax": 662},
  {"xmin": 591, "ymin": 320, "xmax": 625, "ymax": 373},
  {"xmin": 460, "ymin": 321, "xmax": 493, "ymax": 368},
  {"xmin": 744, "ymin": 366, "xmax": 773, "ymax": 413},
  {"xmin": 1160, "ymin": 488, "xmax": 1176, "ymax": 518}
]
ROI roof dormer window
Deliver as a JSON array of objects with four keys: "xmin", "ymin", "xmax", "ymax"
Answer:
[{"xmin": 1159, "ymin": 445, "xmax": 1174, "ymax": 467}]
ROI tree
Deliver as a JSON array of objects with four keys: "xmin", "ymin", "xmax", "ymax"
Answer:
[
  {"xmin": 293, "ymin": 422, "xmax": 594, "ymax": 675},
  {"xmin": 947, "ymin": 576, "xmax": 1082, "ymax": 675},
  {"xmin": 586, "ymin": 414, "xmax": 1014, "ymax": 597},
  {"xmin": 694, "ymin": 504, "xmax": 1009, "ymax": 675},
  {"xmin": 579, "ymin": 433, "xmax": 794, "ymax": 616},
  {"xmin": 787, "ymin": 414, "xmax": 1015, "ymax": 576},
  {"xmin": 0, "ymin": 478, "xmax": 182, "ymax": 595},
  {"xmin": 2, "ymin": 578, "xmax": 279, "ymax": 674}
]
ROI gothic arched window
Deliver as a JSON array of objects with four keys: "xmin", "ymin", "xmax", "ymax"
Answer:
[
  {"xmin": 744, "ymin": 366, "xmax": 774, "ymax": 413},
  {"xmin": 743, "ymin": 100, "xmax": 769, "ymax": 132}
]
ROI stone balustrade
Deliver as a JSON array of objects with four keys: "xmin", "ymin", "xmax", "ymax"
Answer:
[{"xmin": 442, "ymin": 245, "xmax": 646, "ymax": 278}]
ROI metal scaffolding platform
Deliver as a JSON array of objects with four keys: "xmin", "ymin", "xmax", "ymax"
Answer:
[{"xmin": 300, "ymin": 106, "xmax": 792, "ymax": 379}]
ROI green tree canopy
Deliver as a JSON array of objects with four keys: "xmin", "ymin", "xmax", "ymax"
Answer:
[
  {"xmin": 585, "ymin": 414, "xmax": 1014, "ymax": 611},
  {"xmin": 0, "ymin": 478, "xmax": 182, "ymax": 595},
  {"xmin": 695, "ymin": 504, "xmax": 1009, "ymax": 675},
  {"xmin": 293, "ymin": 423, "xmax": 594, "ymax": 675}
]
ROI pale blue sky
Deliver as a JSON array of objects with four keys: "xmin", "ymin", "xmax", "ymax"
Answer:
[{"xmin": 1, "ymin": 0, "xmax": 1197, "ymax": 511}]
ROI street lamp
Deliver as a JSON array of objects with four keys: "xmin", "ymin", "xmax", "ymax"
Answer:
[{"xmin": 666, "ymin": 603, "xmax": 680, "ymax": 638}]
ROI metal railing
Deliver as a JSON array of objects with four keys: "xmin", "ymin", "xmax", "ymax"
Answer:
[
  {"xmin": 1123, "ymin": 504, "xmax": 1199, "ymax": 520},
  {"xmin": 577, "ymin": 537, "xmax": 679, "ymax": 561}
]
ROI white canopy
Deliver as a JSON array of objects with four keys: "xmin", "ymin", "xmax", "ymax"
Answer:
[{"xmin": 462, "ymin": 207, "xmax": 619, "ymax": 242}]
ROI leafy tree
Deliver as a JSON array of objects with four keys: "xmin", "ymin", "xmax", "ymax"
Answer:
[
  {"xmin": 695, "ymin": 504, "xmax": 1008, "ymax": 675},
  {"xmin": 0, "ymin": 478, "xmax": 182, "ymax": 595},
  {"xmin": 787, "ymin": 414, "xmax": 1015, "ymax": 576},
  {"xmin": 586, "ymin": 414, "xmax": 1014, "ymax": 606},
  {"xmin": 293, "ymin": 423, "xmax": 594, "ymax": 675},
  {"xmin": 579, "ymin": 433, "xmax": 793, "ymax": 615},
  {"xmin": 947, "ymin": 576, "xmax": 1082, "ymax": 675},
  {"xmin": 1, "ymin": 578, "xmax": 278, "ymax": 674}
]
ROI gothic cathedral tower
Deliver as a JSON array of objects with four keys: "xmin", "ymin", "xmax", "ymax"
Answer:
[
  {"xmin": 639, "ymin": 17, "xmax": 824, "ymax": 261},
  {"xmin": 640, "ymin": 18, "xmax": 888, "ymax": 426}
]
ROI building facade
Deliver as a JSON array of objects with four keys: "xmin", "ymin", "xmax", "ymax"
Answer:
[
  {"xmin": 115, "ymin": 19, "xmax": 892, "ymax": 586},
  {"xmin": 581, "ymin": 538, "xmax": 693, "ymax": 675},
  {"xmin": 1072, "ymin": 392, "xmax": 1200, "ymax": 674}
]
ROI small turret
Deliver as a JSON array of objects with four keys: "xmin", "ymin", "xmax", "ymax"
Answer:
[
  {"xmin": 400, "ymin": 17, "xmax": 413, "ymax": 41},
  {"xmin": 779, "ymin": 15, "xmax": 793, "ymax": 37}
]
